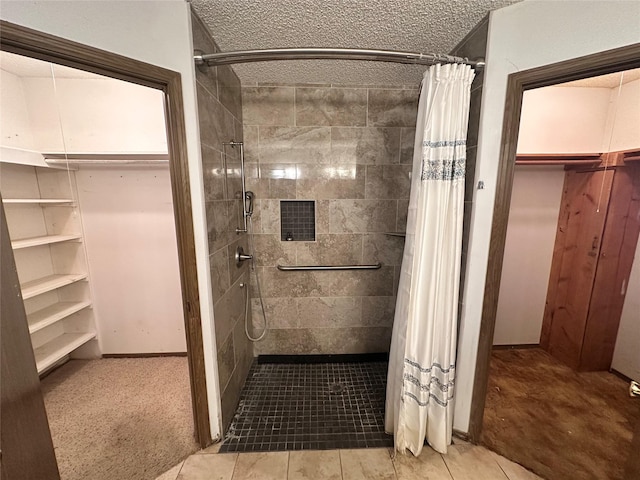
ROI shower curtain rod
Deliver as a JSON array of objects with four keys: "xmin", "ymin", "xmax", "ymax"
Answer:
[{"xmin": 193, "ymin": 48, "xmax": 484, "ymax": 68}]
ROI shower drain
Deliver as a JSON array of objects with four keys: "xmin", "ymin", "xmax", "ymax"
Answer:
[{"xmin": 328, "ymin": 382, "xmax": 347, "ymax": 394}]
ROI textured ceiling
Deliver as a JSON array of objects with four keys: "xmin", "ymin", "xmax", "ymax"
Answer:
[{"xmin": 190, "ymin": 0, "xmax": 520, "ymax": 85}]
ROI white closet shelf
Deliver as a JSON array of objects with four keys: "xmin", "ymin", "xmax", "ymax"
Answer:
[
  {"xmin": 35, "ymin": 332, "xmax": 96, "ymax": 373},
  {"xmin": 12, "ymin": 234, "xmax": 82, "ymax": 250},
  {"xmin": 28, "ymin": 300, "xmax": 92, "ymax": 334},
  {"xmin": 2, "ymin": 198, "xmax": 75, "ymax": 204},
  {"xmin": 21, "ymin": 273, "xmax": 88, "ymax": 300}
]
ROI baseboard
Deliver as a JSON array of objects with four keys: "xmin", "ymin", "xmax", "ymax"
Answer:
[
  {"xmin": 257, "ymin": 352, "xmax": 389, "ymax": 364},
  {"xmin": 610, "ymin": 368, "xmax": 634, "ymax": 383},
  {"xmin": 452, "ymin": 429, "xmax": 472, "ymax": 443},
  {"xmin": 102, "ymin": 352, "xmax": 188, "ymax": 358},
  {"xmin": 492, "ymin": 344, "xmax": 540, "ymax": 350}
]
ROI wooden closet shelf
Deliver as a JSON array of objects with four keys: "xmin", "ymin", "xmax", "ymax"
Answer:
[
  {"xmin": 12, "ymin": 234, "xmax": 82, "ymax": 250},
  {"xmin": 28, "ymin": 301, "xmax": 92, "ymax": 334},
  {"xmin": 2, "ymin": 198, "xmax": 75, "ymax": 204},
  {"xmin": 35, "ymin": 332, "xmax": 96, "ymax": 373},
  {"xmin": 21, "ymin": 273, "xmax": 88, "ymax": 300}
]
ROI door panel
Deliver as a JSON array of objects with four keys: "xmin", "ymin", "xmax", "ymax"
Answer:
[
  {"xmin": 1, "ymin": 197, "xmax": 60, "ymax": 480},
  {"xmin": 541, "ymin": 169, "xmax": 614, "ymax": 369}
]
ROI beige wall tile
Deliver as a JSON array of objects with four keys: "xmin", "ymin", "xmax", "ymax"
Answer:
[
  {"xmin": 331, "ymin": 127, "xmax": 400, "ymax": 165},
  {"xmin": 227, "ymin": 235, "xmax": 250, "ymax": 285},
  {"xmin": 363, "ymin": 233, "xmax": 405, "ymax": 266},
  {"xmin": 340, "ymin": 448, "xmax": 396, "ymax": 480},
  {"xmin": 217, "ymin": 330, "xmax": 235, "ymax": 391},
  {"xmin": 251, "ymin": 234, "xmax": 296, "ymax": 267},
  {"xmin": 328, "ymin": 266, "xmax": 394, "ymax": 297},
  {"xmin": 362, "ymin": 296, "xmax": 396, "ymax": 327},
  {"xmin": 296, "ymin": 234, "xmax": 363, "ymax": 265},
  {"xmin": 296, "ymin": 87, "xmax": 367, "ymax": 126},
  {"xmin": 259, "ymin": 126, "xmax": 331, "ymax": 164},
  {"xmin": 176, "ymin": 453, "xmax": 236, "ymax": 480},
  {"xmin": 365, "ymin": 165, "xmax": 411, "ymax": 200},
  {"xmin": 209, "ymin": 248, "xmax": 230, "ymax": 304},
  {"xmin": 296, "ymin": 164, "xmax": 365, "ymax": 199},
  {"xmin": 253, "ymin": 327, "xmax": 392, "ymax": 355},
  {"xmin": 396, "ymin": 200, "xmax": 409, "ymax": 232},
  {"xmin": 233, "ymin": 452, "xmax": 289, "ymax": 480},
  {"xmin": 242, "ymin": 86, "xmax": 295, "ymax": 126},
  {"xmin": 251, "ymin": 297, "xmax": 298, "ymax": 330},
  {"xmin": 218, "ymin": 65, "xmax": 242, "ymax": 121},
  {"xmin": 201, "ymin": 145, "xmax": 225, "ymax": 201},
  {"xmin": 258, "ymin": 267, "xmax": 332, "ymax": 298},
  {"xmin": 288, "ymin": 450, "xmax": 341, "ymax": 480},
  {"xmin": 252, "ymin": 199, "xmax": 280, "ymax": 234},
  {"xmin": 297, "ymin": 297, "xmax": 363, "ymax": 328},
  {"xmin": 368, "ymin": 89, "xmax": 418, "ymax": 127},
  {"xmin": 214, "ymin": 278, "xmax": 245, "ymax": 349},
  {"xmin": 197, "ymin": 83, "xmax": 235, "ymax": 151},
  {"xmin": 242, "ymin": 125, "xmax": 259, "ymax": 163},
  {"xmin": 329, "ymin": 199, "xmax": 397, "ymax": 233},
  {"xmin": 400, "ymin": 128, "xmax": 416, "ymax": 165}
]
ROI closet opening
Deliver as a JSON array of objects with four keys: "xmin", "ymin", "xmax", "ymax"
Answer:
[
  {"xmin": 1, "ymin": 21, "xmax": 209, "ymax": 480},
  {"xmin": 470, "ymin": 43, "xmax": 640, "ymax": 480}
]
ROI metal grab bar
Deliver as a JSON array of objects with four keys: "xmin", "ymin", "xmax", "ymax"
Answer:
[{"xmin": 277, "ymin": 263, "xmax": 381, "ymax": 271}]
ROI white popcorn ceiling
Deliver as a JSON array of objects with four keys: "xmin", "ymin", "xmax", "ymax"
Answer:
[{"xmin": 190, "ymin": 0, "xmax": 520, "ymax": 85}]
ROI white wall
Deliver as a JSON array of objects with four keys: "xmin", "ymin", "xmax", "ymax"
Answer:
[
  {"xmin": 454, "ymin": 0, "xmax": 640, "ymax": 434},
  {"xmin": 0, "ymin": 69, "xmax": 36, "ymax": 150},
  {"xmin": 606, "ymin": 78, "xmax": 640, "ymax": 152},
  {"xmin": 612, "ymin": 236, "xmax": 640, "ymax": 382},
  {"xmin": 75, "ymin": 166, "xmax": 186, "ymax": 354},
  {"xmin": 0, "ymin": 0, "xmax": 221, "ymax": 440},
  {"xmin": 517, "ymin": 86, "xmax": 611, "ymax": 154},
  {"xmin": 22, "ymin": 77, "xmax": 168, "ymax": 153},
  {"xmin": 493, "ymin": 166, "xmax": 565, "ymax": 345}
]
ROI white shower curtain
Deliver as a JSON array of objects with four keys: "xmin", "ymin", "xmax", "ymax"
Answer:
[{"xmin": 385, "ymin": 63, "xmax": 475, "ymax": 456}]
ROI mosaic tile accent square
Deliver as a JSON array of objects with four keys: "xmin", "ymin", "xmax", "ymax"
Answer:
[
  {"xmin": 219, "ymin": 360, "xmax": 393, "ymax": 452},
  {"xmin": 280, "ymin": 200, "xmax": 315, "ymax": 241}
]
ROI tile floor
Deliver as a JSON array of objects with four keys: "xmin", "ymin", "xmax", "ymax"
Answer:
[
  {"xmin": 156, "ymin": 441, "xmax": 542, "ymax": 480},
  {"xmin": 220, "ymin": 361, "xmax": 392, "ymax": 452}
]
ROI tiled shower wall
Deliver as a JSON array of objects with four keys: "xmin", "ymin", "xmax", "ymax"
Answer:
[
  {"xmin": 191, "ymin": 11, "xmax": 253, "ymax": 430},
  {"xmin": 242, "ymin": 83, "xmax": 419, "ymax": 355}
]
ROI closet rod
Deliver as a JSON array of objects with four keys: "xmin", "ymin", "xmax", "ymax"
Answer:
[
  {"xmin": 194, "ymin": 48, "xmax": 484, "ymax": 68},
  {"xmin": 45, "ymin": 159, "xmax": 168, "ymax": 165}
]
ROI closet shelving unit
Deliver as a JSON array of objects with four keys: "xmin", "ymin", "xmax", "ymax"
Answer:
[{"xmin": 1, "ymin": 152, "xmax": 99, "ymax": 374}]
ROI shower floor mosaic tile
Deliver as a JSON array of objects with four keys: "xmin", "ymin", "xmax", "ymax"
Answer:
[{"xmin": 219, "ymin": 360, "xmax": 394, "ymax": 453}]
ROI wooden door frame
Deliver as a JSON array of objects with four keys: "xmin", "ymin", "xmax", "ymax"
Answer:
[
  {"xmin": 468, "ymin": 42, "xmax": 640, "ymax": 442},
  {"xmin": 0, "ymin": 21, "xmax": 212, "ymax": 447}
]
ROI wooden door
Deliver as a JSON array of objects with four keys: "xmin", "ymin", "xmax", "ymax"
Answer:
[
  {"xmin": 581, "ymin": 165, "xmax": 640, "ymax": 370},
  {"xmin": 541, "ymin": 169, "xmax": 614, "ymax": 370},
  {"xmin": 0, "ymin": 199, "xmax": 60, "ymax": 480}
]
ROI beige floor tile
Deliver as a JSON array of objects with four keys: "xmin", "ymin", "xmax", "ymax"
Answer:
[
  {"xmin": 233, "ymin": 452, "xmax": 289, "ymax": 480},
  {"xmin": 441, "ymin": 444, "xmax": 508, "ymax": 480},
  {"xmin": 490, "ymin": 451, "xmax": 542, "ymax": 480},
  {"xmin": 340, "ymin": 448, "xmax": 396, "ymax": 480},
  {"xmin": 197, "ymin": 442, "xmax": 223, "ymax": 454},
  {"xmin": 288, "ymin": 450, "xmax": 342, "ymax": 480},
  {"xmin": 156, "ymin": 461, "xmax": 184, "ymax": 480},
  {"xmin": 177, "ymin": 453, "xmax": 237, "ymax": 480},
  {"xmin": 391, "ymin": 447, "xmax": 453, "ymax": 480}
]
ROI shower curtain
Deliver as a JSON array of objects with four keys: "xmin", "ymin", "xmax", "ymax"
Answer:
[{"xmin": 385, "ymin": 63, "xmax": 475, "ymax": 456}]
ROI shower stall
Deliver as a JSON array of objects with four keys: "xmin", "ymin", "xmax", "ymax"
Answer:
[{"xmin": 190, "ymin": 9, "xmax": 482, "ymax": 452}]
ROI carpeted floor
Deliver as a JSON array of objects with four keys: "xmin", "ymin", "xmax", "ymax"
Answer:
[
  {"xmin": 482, "ymin": 348, "xmax": 639, "ymax": 480},
  {"xmin": 41, "ymin": 357, "xmax": 199, "ymax": 480}
]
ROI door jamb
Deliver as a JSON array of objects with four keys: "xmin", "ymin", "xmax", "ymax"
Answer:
[
  {"xmin": 0, "ymin": 20, "xmax": 212, "ymax": 448},
  {"xmin": 468, "ymin": 42, "xmax": 640, "ymax": 442}
]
